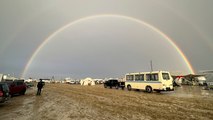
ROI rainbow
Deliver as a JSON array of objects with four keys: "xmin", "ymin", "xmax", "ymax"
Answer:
[{"xmin": 21, "ymin": 14, "xmax": 195, "ymax": 78}]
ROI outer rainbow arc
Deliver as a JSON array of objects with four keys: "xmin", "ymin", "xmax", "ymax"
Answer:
[{"xmin": 22, "ymin": 14, "xmax": 195, "ymax": 78}]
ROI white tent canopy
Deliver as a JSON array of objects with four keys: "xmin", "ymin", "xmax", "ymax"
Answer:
[{"xmin": 80, "ymin": 77, "xmax": 95, "ymax": 86}]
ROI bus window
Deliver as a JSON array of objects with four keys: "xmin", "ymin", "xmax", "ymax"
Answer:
[
  {"xmin": 126, "ymin": 75, "xmax": 134, "ymax": 81},
  {"xmin": 162, "ymin": 73, "xmax": 170, "ymax": 80},
  {"xmin": 146, "ymin": 74, "xmax": 151, "ymax": 81},
  {"xmin": 146, "ymin": 74, "xmax": 158, "ymax": 81},
  {"xmin": 135, "ymin": 74, "xmax": 144, "ymax": 81},
  {"xmin": 152, "ymin": 74, "xmax": 158, "ymax": 81}
]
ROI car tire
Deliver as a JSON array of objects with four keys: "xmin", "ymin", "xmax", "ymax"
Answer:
[
  {"xmin": 20, "ymin": 89, "xmax": 26, "ymax": 95},
  {"xmin": 127, "ymin": 85, "xmax": 131, "ymax": 91},
  {"xmin": 121, "ymin": 86, "xmax": 124, "ymax": 90},
  {"xmin": 146, "ymin": 86, "xmax": 152, "ymax": 93}
]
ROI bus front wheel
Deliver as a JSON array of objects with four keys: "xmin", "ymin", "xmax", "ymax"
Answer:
[
  {"xmin": 127, "ymin": 85, "xmax": 132, "ymax": 91},
  {"xmin": 146, "ymin": 86, "xmax": 152, "ymax": 93}
]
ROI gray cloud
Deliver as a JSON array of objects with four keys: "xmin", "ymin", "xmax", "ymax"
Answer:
[{"xmin": 0, "ymin": 0, "xmax": 212, "ymax": 79}]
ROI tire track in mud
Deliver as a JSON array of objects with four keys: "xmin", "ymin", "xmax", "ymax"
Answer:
[
  {"xmin": 48, "ymin": 84, "xmax": 150, "ymax": 120},
  {"xmin": 0, "ymin": 87, "xmax": 36, "ymax": 120},
  {"xmin": 45, "ymin": 84, "xmax": 213, "ymax": 120}
]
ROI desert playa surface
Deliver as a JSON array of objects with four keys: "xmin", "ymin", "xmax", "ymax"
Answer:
[{"xmin": 0, "ymin": 84, "xmax": 213, "ymax": 120}]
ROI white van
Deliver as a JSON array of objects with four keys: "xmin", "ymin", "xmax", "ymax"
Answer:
[{"xmin": 125, "ymin": 71, "xmax": 174, "ymax": 93}]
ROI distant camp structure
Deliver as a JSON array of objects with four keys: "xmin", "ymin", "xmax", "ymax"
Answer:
[
  {"xmin": 80, "ymin": 77, "xmax": 95, "ymax": 86},
  {"xmin": 0, "ymin": 74, "xmax": 19, "ymax": 82},
  {"xmin": 172, "ymin": 74, "xmax": 207, "ymax": 86}
]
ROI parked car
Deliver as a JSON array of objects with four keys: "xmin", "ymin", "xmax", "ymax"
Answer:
[
  {"xmin": 5, "ymin": 80, "xmax": 27, "ymax": 96},
  {"xmin": 104, "ymin": 79, "xmax": 125, "ymax": 89},
  {"xmin": 0, "ymin": 82, "xmax": 10, "ymax": 103}
]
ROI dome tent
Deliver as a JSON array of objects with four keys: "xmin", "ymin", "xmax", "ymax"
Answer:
[{"xmin": 80, "ymin": 77, "xmax": 95, "ymax": 86}]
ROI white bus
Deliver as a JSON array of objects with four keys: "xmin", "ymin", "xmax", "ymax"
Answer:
[{"xmin": 125, "ymin": 71, "xmax": 174, "ymax": 93}]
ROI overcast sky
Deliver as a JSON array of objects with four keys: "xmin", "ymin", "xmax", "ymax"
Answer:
[{"xmin": 0, "ymin": 0, "xmax": 213, "ymax": 79}]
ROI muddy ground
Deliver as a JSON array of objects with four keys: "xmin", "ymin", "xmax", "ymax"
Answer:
[{"xmin": 0, "ymin": 84, "xmax": 213, "ymax": 120}]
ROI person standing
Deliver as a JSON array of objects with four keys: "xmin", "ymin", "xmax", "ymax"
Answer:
[{"xmin": 37, "ymin": 79, "xmax": 45, "ymax": 95}]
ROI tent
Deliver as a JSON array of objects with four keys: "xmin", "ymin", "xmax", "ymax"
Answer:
[{"xmin": 80, "ymin": 77, "xmax": 95, "ymax": 86}]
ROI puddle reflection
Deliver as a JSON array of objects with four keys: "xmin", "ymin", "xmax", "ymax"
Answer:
[{"xmin": 166, "ymin": 86, "xmax": 213, "ymax": 98}]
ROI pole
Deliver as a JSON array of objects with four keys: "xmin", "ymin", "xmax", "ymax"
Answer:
[{"xmin": 150, "ymin": 60, "xmax": 153, "ymax": 72}]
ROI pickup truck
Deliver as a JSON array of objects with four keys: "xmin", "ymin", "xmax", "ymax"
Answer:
[
  {"xmin": 104, "ymin": 79, "xmax": 125, "ymax": 90},
  {"xmin": 0, "ymin": 82, "xmax": 10, "ymax": 103},
  {"xmin": 5, "ymin": 80, "xmax": 27, "ymax": 96}
]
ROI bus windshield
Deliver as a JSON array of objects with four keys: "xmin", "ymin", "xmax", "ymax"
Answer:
[{"xmin": 162, "ymin": 73, "xmax": 170, "ymax": 80}]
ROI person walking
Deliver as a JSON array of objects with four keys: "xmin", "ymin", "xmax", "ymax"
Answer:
[{"xmin": 37, "ymin": 79, "xmax": 45, "ymax": 95}]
